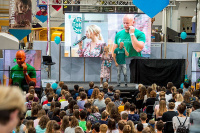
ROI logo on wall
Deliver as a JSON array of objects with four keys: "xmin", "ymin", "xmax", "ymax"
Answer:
[{"xmin": 72, "ymin": 17, "xmax": 82, "ymax": 34}]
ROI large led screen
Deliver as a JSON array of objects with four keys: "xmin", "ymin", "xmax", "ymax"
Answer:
[{"xmin": 65, "ymin": 13, "xmax": 151, "ymax": 57}]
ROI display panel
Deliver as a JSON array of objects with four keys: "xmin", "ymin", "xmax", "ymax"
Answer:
[
  {"xmin": 3, "ymin": 50, "xmax": 41, "ymax": 87},
  {"xmin": 65, "ymin": 13, "xmax": 151, "ymax": 57},
  {"xmin": 191, "ymin": 52, "xmax": 200, "ymax": 86}
]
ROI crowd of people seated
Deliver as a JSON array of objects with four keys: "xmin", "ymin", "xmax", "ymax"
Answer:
[{"xmin": 0, "ymin": 81, "xmax": 200, "ymax": 133}]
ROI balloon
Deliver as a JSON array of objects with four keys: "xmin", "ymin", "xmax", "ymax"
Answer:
[
  {"xmin": 52, "ymin": 83, "xmax": 58, "ymax": 90},
  {"xmin": 180, "ymin": 32, "xmax": 187, "ymax": 40},
  {"xmin": 180, "ymin": 83, "xmax": 184, "ymax": 89},
  {"xmin": 54, "ymin": 36, "xmax": 61, "ymax": 44}
]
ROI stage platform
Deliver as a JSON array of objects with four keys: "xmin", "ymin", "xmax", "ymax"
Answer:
[
  {"xmin": 64, "ymin": 82, "xmax": 138, "ymax": 91},
  {"xmin": 37, "ymin": 82, "xmax": 139, "ymax": 102},
  {"xmin": 63, "ymin": 82, "xmax": 139, "ymax": 102}
]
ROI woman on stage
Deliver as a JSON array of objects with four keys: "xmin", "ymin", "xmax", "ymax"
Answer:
[
  {"xmin": 77, "ymin": 24, "xmax": 106, "ymax": 57},
  {"xmin": 100, "ymin": 46, "xmax": 112, "ymax": 87}
]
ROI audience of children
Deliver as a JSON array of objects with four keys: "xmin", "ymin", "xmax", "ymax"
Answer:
[{"xmin": 4, "ymin": 81, "xmax": 200, "ymax": 133}]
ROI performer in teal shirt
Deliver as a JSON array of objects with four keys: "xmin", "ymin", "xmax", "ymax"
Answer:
[{"xmin": 114, "ymin": 14, "xmax": 146, "ymax": 57}]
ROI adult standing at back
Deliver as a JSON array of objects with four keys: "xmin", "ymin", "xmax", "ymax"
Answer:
[
  {"xmin": 190, "ymin": 101, "xmax": 200, "ymax": 125},
  {"xmin": 113, "ymin": 42, "xmax": 129, "ymax": 87}
]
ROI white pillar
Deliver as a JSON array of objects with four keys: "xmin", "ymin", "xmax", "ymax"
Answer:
[
  {"xmin": 162, "ymin": 8, "xmax": 167, "ymax": 59},
  {"xmin": 197, "ymin": 2, "xmax": 200, "ymax": 43}
]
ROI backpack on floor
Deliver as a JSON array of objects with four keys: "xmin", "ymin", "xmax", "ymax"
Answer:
[{"xmin": 176, "ymin": 116, "xmax": 189, "ymax": 133}]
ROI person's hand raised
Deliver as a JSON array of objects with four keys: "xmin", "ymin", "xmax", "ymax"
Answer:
[
  {"xmin": 22, "ymin": 62, "xmax": 27, "ymax": 74},
  {"xmin": 129, "ymin": 26, "xmax": 135, "ymax": 34}
]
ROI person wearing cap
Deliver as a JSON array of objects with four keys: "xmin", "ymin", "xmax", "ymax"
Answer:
[
  {"xmin": 9, "ymin": 50, "xmax": 36, "ymax": 92},
  {"xmin": 0, "ymin": 86, "xmax": 26, "ymax": 133}
]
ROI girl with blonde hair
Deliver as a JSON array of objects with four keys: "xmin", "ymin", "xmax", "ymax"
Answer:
[
  {"xmin": 65, "ymin": 116, "xmax": 83, "ymax": 133},
  {"xmin": 147, "ymin": 120, "xmax": 156, "ymax": 133},
  {"xmin": 183, "ymin": 91, "xmax": 192, "ymax": 108},
  {"xmin": 25, "ymin": 120, "xmax": 34, "ymax": 133},
  {"xmin": 127, "ymin": 120, "xmax": 137, "ymax": 133},
  {"xmin": 90, "ymin": 88, "xmax": 100, "ymax": 100},
  {"xmin": 123, "ymin": 125, "xmax": 132, "ymax": 133},
  {"xmin": 138, "ymin": 86, "xmax": 146, "ymax": 100},
  {"xmin": 155, "ymin": 100, "xmax": 167, "ymax": 120},
  {"xmin": 151, "ymin": 83, "xmax": 157, "ymax": 91},
  {"xmin": 100, "ymin": 46, "xmax": 112, "ymax": 87},
  {"xmin": 77, "ymin": 24, "xmax": 107, "ymax": 57},
  {"xmin": 102, "ymin": 82, "xmax": 109, "ymax": 94},
  {"xmin": 106, "ymin": 102, "xmax": 115, "ymax": 115},
  {"xmin": 174, "ymin": 94, "xmax": 183, "ymax": 110},
  {"xmin": 35, "ymin": 115, "xmax": 50, "ymax": 133},
  {"xmin": 94, "ymin": 92, "xmax": 106, "ymax": 110},
  {"xmin": 58, "ymin": 90, "xmax": 66, "ymax": 102},
  {"xmin": 34, "ymin": 109, "xmax": 46, "ymax": 127},
  {"xmin": 61, "ymin": 116, "xmax": 69, "ymax": 133},
  {"xmin": 45, "ymin": 120, "xmax": 57, "ymax": 133}
]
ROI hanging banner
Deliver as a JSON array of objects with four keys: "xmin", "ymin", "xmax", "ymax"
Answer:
[
  {"xmin": 52, "ymin": 0, "xmax": 62, "ymax": 11},
  {"xmin": 9, "ymin": 0, "xmax": 32, "ymax": 40},
  {"xmin": 36, "ymin": 5, "xmax": 48, "ymax": 23},
  {"xmin": 132, "ymin": 0, "xmax": 169, "ymax": 18}
]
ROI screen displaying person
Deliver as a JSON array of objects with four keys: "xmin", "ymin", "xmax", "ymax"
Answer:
[
  {"xmin": 77, "ymin": 24, "xmax": 106, "ymax": 57},
  {"xmin": 100, "ymin": 46, "xmax": 112, "ymax": 87},
  {"xmin": 113, "ymin": 42, "xmax": 129, "ymax": 87},
  {"xmin": 9, "ymin": 50, "xmax": 36, "ymax": 92},
  {"xmin": 113, "ymin": 14, "xmax": 146, "ymax": 57}
]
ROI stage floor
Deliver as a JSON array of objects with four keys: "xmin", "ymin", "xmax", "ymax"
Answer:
[{"xmin": 64, "ymin": 82, "xmax": 138, "ymax": 91}]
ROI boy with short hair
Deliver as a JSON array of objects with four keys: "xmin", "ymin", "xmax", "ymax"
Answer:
[
  {"xmin": 88, "ymin": 81, "xmax": 94, "ymax": 97},
  {"xmin": 99, "ymin": 110, "xmax": 109, "ymax": 124},
  {"xmin": 128, "ymin": 104, "xmax": 139, "ymax": 121},
  {"xmin": 100, "ymin": 124, "xmax": 108, "ymax": 133},
  {"xmin": 120, "ymin": 102, "xmax": 130, "ymax": 116},
  {"xmin": 156, "ymin": 120, "xmax": 164, "ymax": 133},
  {"xmin": 136, "ymin": 123, "xmax": 143, "ymax": 133},
  {"xmin": 72, "ymin": 85, "xmax": 79, "ymax": 100},
  {"xmin": 42, "ymin": 95, "xmax": 53, "ymax": 110},
  {"xmin": 84, "ymin": 102, "xmax": 92, "ymax": 117},
  {"xmin": 79, "ymin": 110, "xmax": 87, "ymax": 131},
  {"xmin": 104, "ymin": 86, "xmax": 114, "ymax": 100},
  {"xmin": 56, "ymin": 81, "xmax": 64, "ymax": 96},
  {"xmin": 121, "ymin": 112, "xmax": 128, "ymax": 122},
  {"xmin": 93, "ymin": 123, "xmax": 101, "ymax": 133},
  {"xmin": 118, "ymin": 120, "xmax": 127, "ymax": 133},
  {"xmin": 135, "ymin": 113, "xmax": 148, "ymax": 129}
]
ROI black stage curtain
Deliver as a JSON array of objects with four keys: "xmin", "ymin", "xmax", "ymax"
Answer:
[{"xmin": 130, "ymin": 59, "xmax": 185, "ymax": 88}]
